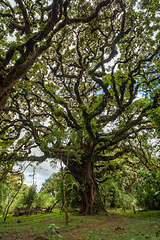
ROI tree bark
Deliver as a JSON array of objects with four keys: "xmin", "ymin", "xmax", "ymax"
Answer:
[{"xmin": 78, "ymin": 160, "xmax": 105, "ymax": 215}]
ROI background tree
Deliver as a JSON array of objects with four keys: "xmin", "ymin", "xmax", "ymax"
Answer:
[
  {"xmin": 13, "ymin": 184, "xmax": 38, "ymax": 216},
  {"xmin": 40, "ymin": 174, "xmax": 56, "ymax": 196},
  {"xmin": 2, "ymin": 173, "xmax": 24, "ymax": 221},
  {"xmin": 0, "ymin": 0, "xmax": 160, "ymax": 214}
]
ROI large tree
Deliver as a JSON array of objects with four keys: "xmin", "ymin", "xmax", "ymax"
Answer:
[{"xmin": 0, "ymin": 0, "xmax": 160, "ymax": 214}]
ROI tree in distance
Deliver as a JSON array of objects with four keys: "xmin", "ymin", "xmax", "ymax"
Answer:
[{"xmin": 0, "ymin": 0, "xmax": 160, "ymax": 214}]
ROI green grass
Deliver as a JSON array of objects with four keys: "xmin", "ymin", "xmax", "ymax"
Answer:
[
  {"xmin": 114, "ymin": 209, "xmax": 160, "ymax": 218},
  {"xmin": 0, "ymin": 209, "xmax": 160, "ymax": 240}
]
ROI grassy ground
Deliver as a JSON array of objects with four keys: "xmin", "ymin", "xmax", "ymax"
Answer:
[{"xmin": 0, "ymin": 209, "xmax": 160, "ymax": 240}]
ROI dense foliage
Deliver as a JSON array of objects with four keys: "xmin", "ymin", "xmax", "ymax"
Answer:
[{"xmin": 135, "ymin": 170, "xmax": 160, "ymax": 210}]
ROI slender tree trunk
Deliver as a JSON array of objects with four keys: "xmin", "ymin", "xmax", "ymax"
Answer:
[
  {"xmin": 62, "ymin": 168, "xmax": 69, "ymax": 224},
  {"xmin": 60, "ymin": 154, "xmax": 69, "ymax": 225}
]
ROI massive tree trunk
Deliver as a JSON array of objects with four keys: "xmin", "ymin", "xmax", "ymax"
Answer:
[
  {"xmin": 80, "ymin": 160, "xmax": 105, "ymax": 215},
  {"xmin": 68, "ymin": 158, "xmax": 105, "ymax": 215}
]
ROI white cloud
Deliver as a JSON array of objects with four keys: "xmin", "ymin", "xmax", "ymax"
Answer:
[{"xmin": 15, "ymin": 159, "xmax": 61, "ymax": 191}]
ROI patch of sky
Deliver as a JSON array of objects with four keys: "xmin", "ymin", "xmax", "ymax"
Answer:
[{"xmin": 15, "ymin": 159, "xmax": 62, "ymax": 192}]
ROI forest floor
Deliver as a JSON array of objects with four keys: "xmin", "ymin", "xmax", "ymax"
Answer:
[{"xmin": 0, "ymin": 209, "xmax": 160, "ymax": 240}]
